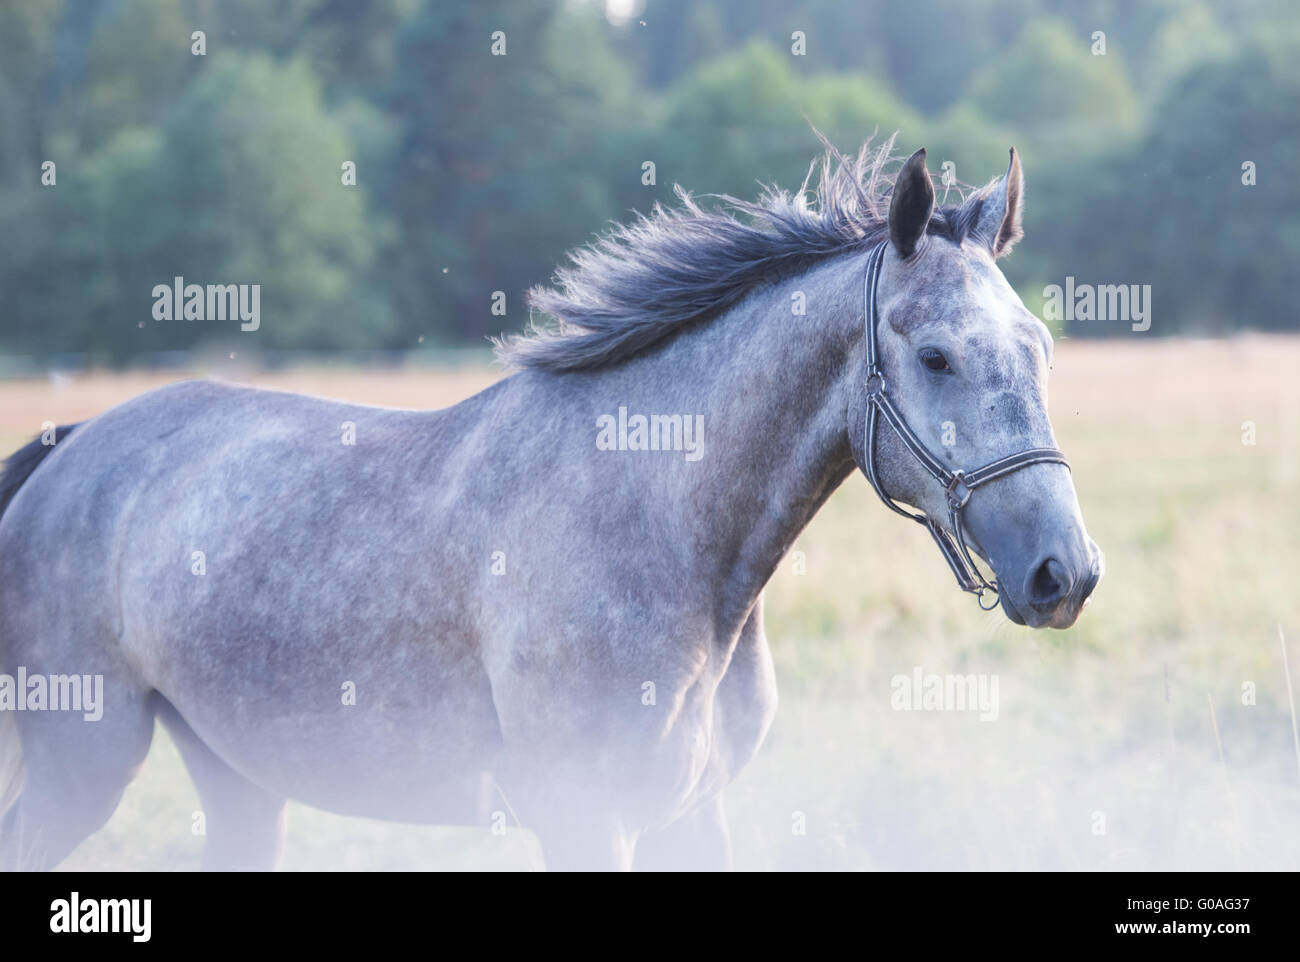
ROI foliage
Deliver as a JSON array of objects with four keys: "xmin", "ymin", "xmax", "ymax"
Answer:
[{"xmin": 0, "ymin": 0, "xmax": 1296, "ymax": 360}]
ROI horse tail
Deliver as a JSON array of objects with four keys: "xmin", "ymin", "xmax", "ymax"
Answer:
[
  {"xmin": 0, "ymin": 424, "xmax": 77, "ymax": 521},
  {"xmin": 0, "ymin": 423, "xmax": 78, "ymax": 818}
]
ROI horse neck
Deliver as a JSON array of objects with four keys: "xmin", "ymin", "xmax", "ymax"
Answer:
[{"xmin": 614, "ymin": 253, "xmax": 866, "ymax": 629}]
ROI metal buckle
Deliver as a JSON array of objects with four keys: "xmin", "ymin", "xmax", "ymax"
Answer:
[{"xmin": 945, "ymin": 471, "xmax": 971, "ymax": 510}]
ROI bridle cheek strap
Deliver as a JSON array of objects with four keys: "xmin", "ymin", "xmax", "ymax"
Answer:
[{"xmin": 861, "ymin": 241, "xmax": 1070, "ymax": 609}]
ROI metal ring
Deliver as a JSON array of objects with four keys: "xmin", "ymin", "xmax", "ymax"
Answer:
[
  {"xmin": 865, "ymin": 370, "xmax": 886, "ymax": 397},
  {"xmin": 945, "ymin": 472, "xmax": 971, "ymax": 510},
  {"xmin": 977, "ymin": 585, "xmax": 1001, "ymax": 610}
]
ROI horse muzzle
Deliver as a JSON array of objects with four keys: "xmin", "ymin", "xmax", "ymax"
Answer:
[{"xmin": 999, "ymin": 538, "xmax": 1104, "ymax": 629}]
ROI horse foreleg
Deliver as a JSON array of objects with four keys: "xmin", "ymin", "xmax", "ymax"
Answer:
[
  {"xmin": 632, "ymin": 792, "xmax": 732, "ymax": 872},
  {"xmin": 530, "ymin": 809, "xmax": 637, "ymax": 872}
]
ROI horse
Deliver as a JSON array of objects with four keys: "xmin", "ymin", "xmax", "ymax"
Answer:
[{"xmin": 0, "ymin": 137, "xmax": 1102, "ymax": 871}]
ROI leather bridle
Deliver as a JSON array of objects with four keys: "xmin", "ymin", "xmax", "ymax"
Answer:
[{"xmin": 861, "ymin": 240, "xmax": 1070, "ymax": 610}]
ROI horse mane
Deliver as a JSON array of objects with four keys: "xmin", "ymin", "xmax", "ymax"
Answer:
[{"xmin": 495, "ymin": 132, "xmax": 992, "ymax": 372}]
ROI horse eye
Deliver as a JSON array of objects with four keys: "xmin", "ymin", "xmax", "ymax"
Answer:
[{"xmin": 919, "ymin": 347, "xmax": 951, "ymax": 373}]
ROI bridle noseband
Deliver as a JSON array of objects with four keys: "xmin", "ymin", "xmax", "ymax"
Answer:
[{"xmin": 861, "ymin": 240, "xmax": 1070, "ymax": 610}]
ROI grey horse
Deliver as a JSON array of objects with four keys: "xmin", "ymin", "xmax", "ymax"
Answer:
[{"xmin": 0, "ymin": 138, "xmax": 1101, "ymax": 871}]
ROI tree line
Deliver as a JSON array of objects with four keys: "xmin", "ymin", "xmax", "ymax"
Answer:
[{"xmin": 0, "ymin": 0, "xmax": 1296, "ymax": 364}]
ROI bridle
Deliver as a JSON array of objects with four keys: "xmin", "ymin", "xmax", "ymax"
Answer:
[{"xmin": 860, "ymin": 240, "xmax": 1070, "ymax": 610}]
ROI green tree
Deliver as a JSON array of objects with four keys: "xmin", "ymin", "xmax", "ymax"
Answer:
[
  {"xmin": 967, "ymin": 19, "xmax": 1139, "ymax": 149},
  {"xmin": 383, "ymin": 0, "xmax": 638, "ymax": 342},
  {"xmin": 153, "ymin": 53, "xmax": 395, "ymax": 352},
  {"xmin": 0, "ymin": 0, "xmax": 64, "ymax": 177},
  {"xmin": 1, "ymin": 54, "xmax": 393, "ymax": 362},
  {"xmin": 659, "ymin": 40, "xmax": 922, "ymax": 199},
  {"xmin": 1038, "ymin": 29, "xmax": 1300, "ymax": 334}
]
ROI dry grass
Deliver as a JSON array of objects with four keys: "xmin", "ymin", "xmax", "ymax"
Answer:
[{"xmin": 3, "ymin": 335, "xmax": 1299, "ymax": 870}]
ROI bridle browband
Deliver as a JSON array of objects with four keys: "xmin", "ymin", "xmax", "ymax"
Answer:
[{"xmin": 861, "ymin": 240, "xmax": 1070, "ymax": 610}]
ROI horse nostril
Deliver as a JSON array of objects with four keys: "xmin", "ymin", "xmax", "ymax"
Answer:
[{"xmin": 1028, "ymin": 557, "xmax": 1070, "ymax": 607}]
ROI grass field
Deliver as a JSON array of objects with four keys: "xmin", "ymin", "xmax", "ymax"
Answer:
[{"xmin": 2, "ymin": 335, "xmax": 1299, "ymax": 871}]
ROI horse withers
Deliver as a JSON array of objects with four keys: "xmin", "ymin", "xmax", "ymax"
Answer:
[{"xmin": 0, "ymin": 138, "xmax": 1101, "ymax": 871}]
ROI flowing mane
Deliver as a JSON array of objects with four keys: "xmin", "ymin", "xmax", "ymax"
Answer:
[{"xmin": 495, "ymin": 133, "xmax": 995, "ymax": 372}]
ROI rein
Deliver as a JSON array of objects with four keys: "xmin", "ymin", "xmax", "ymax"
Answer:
[{"xmin": 860, "ymin": 240, "xmax": 1070, "ymax": 610}]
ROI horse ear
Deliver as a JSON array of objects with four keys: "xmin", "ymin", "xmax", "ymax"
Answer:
[
  {"xmin": 888, "ymin": 148, "xmax": 934, "ymax": 260},
  {"xmin": 972, "ymin": 147, "xmax": 1024, "ymax": 259}
]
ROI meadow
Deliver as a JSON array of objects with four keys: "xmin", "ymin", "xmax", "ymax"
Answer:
[{"xmin": 2, "ymin": 334, "xmax": 1298, "ymax": 871}]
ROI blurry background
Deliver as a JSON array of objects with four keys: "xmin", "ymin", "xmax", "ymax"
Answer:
[
  {"xmin": 1, "ymin": 0, "xmax": 1298, "ymax": 368},
  {"xmin": 1, "ymin": 0, "xmax": 1299, "ymax": 870}
]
